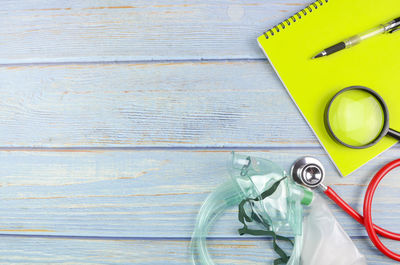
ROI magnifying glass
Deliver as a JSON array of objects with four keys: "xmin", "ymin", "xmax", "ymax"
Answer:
[{"xmin": 325, "ymin": 86, "xmax": 400, "ymax": 149}]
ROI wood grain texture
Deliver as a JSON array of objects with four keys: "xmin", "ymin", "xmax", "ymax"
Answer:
[
  {"xmin": 0, "ymin": 61, "xmax": 317, "ymax": 147},
  {"xmin": 2, "ymin": 0, "xmax": 399, "ymax": 264},
  {"xmin": 0, "ymin": 236, "xmax": 397, "ymax": 265},
  {"xmin": 0, "ymin": 236, "xmax": 284, "ymax": 265},
  {"xmin": 0, "ymin": 149, "xmax": 398, "ymax": 239},
  {"xmin": 0, "ymin": 0, "xmax": 306, "ymax": 64}
]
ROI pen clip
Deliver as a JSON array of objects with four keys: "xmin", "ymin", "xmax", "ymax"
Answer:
[
  {"xmin": 388, "ymin": 26, "xmax": 400, "ymax": 34},
  {"xmin": 388, "ymin": 17, "xmax": 400, "ymax": 33}
]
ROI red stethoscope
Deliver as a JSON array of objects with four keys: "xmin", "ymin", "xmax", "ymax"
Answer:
[{"xmin": 291, "ymin": 157, "xmax": 400, "ymax": 262}]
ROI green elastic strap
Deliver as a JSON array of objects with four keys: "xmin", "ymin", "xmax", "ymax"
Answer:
[{"xmin": 237, "ymin": 176, "xmax": 293, "ymax": 265}]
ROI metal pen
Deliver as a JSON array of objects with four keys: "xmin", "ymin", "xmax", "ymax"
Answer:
[{"xmin": 313, "ymin": 17, "xmax": 400, "ymax": 59}]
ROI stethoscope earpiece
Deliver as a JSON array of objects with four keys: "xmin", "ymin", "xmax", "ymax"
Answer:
[{"xmin": 291, "ymin": 157, "xmax": 325, "ymax": 189}]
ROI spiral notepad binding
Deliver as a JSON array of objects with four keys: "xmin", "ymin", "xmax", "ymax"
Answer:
[{"xmin": 263, "ymin": 0, "xmax": 329, "ymax": 39}]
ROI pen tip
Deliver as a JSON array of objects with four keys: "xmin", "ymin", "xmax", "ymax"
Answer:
[{"xmin": 312, "ymin": 53, "xmax": 323, "ymax": 59}]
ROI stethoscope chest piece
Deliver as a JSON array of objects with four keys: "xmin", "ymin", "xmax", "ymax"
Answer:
[{"xmin": 291, "ymin": 157, "xmax": 325, "ymax": 188}]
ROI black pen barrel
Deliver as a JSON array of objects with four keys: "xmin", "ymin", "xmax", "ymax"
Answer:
[{"xmin": 324, "ymin": 42, "xmax": 346, "ymax": 56}]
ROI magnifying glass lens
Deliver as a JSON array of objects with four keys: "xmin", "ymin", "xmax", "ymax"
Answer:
[{"xmin": 328, "ymin": 90, "xmax": 385, "ymax": 147}]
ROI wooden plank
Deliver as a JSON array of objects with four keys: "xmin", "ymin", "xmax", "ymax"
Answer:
[
  {"xmin": 0, "ymin": 236, "xmax": 278, "ymax": 265},
  {"xmin": 0, "ymin": 0, "xmax": 309, "ymax": 64},
  {"xmin": 0, "ymin": 61, "xmax": 317, "ymax": 147},
  {"xmin": 0, "ymin": 235, "xmax": 396, "ymax": 264},
  {"xmin": 0, "ymin": 149, "xmax": 398, "ymax": 238}
]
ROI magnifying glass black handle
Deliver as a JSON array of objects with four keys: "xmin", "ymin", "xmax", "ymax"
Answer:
[{"xmin": 387, "ymin": 128, "xmax": 400, "ymax": 141}]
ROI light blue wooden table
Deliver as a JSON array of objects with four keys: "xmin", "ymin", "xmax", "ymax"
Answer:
[{"xmin": 1, "ymin": 1, "xmax": 399, "ymax": 264}]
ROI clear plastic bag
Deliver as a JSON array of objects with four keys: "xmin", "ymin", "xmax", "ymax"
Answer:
[{"xmin": 301, "ymin": 194, "xmax": 367, "ymax": 265}]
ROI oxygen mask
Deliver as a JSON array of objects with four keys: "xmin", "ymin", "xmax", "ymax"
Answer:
[{"xmin": 190, "ymin": 152, "xmax": 313, "ymax": 265}]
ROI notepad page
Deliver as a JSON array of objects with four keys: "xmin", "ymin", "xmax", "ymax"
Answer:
[{"xmin": 258, "ymin": 0, "xmax": 400, "ymax": 176}]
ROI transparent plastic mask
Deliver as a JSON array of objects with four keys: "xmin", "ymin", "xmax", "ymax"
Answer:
[{"xmin": 230, "ymin": 153, "xmax": 312, "ymax": 235}]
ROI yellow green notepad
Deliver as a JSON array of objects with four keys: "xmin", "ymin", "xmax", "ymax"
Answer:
[{"xmin": 258, "ymin": 0, "xmax": 400, "ymax": 176}]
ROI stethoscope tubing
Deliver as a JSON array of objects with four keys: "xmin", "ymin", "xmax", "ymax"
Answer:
[
  {"xmin": 363, "ymin": 159, "xmax": 400, "ymax": 261},
  {"xmin": 324, "ymin": 186, "xmax": 400, "ymax": 240},
  {"xmin": 322, "ymin": 159, "xmax": 400, "ymax": 261}
]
